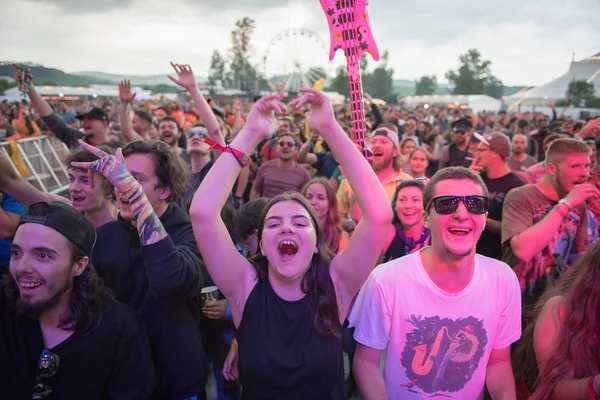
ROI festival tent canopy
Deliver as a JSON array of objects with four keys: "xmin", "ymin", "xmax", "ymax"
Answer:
[
  {"xmin": 401, "ymin": 94, "xmax": 502, "ymax": 113},
  {"xmin": 1, "ymin": 85, "xmax": 153, "ymax": 102},
  {"xmin": 506, "ymin": 52, "xmax": 600, "ymax": 108}
]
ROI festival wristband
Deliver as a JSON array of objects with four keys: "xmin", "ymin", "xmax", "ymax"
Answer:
[
  {"xmin": 204, "ymin": 137, "xmax": 249, "ymax": 167},
  {"xmin": 593, "ymin": 374, "xmax": 600, "ymax": 396}
]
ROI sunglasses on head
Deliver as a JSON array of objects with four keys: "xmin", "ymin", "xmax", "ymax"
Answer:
[
  {"xmin": 398, "ymin": 177, "xmax": 427, "ymax": 184},
  {"xmin": 186, "ymin": 129, "xmax": 208, "ymax": 139},
  {"xmin": 426, "ymin": 195, "xmax": 489, "ymax": 215},
  {"xmin": 32, "ymin": 349, "xmax": 60, "ymax": 399},
  {"xmin": 278, "ymin": 141, "xmax": 295, "ymax": 147}
]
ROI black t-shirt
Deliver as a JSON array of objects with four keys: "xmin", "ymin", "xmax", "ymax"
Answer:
[
  {"xmin": 0, "ymin": 282, "xmax": 156, "ymax": 400},
  {"xmin": 443, "ymin": 143, "xmax": 473, "ymax": 169},
  {"xmin": 237, "ymin": 273, "xmax": 345, "ymax": 400},
  {"xmin": 476, "ymin": 171, "xmax": 525, "ymax": 260}
]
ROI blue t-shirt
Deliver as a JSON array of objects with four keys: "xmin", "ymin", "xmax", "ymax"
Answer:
[
  {"xmin": 315, "ymin": 152, "xmax": 339, "ymax": 178},
  {"xmin": 0, "ymin": 192, "xmax": 27, "ymax": 267}
]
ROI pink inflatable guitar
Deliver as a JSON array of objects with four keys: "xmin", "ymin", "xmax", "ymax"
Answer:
[{"xmin": 319, "ymin": 0, "xmax": 380, "ymax": 162}]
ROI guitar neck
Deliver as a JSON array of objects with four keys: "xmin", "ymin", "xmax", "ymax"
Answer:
[
  {"xmin": 347, "ymin": 72, "xmax": 370, "ymax": 160},
  {"xmin": 337, "ymin": 0, "xmax": 371, "ymax": 162}
]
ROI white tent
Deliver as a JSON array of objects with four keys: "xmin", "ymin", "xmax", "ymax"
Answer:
[
  {"xmin": 506, "ymin": 52, "xmax": 600, "ymax": 108},
  {"xmin": 401, "ymin": 94, "xmax": 502, "ymax": 113},
  {"xmin": 0, "ymin": 85, "xmax": 152, "ymax": 103}
]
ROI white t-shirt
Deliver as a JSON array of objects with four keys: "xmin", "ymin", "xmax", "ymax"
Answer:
[{"xmin": 349, "ymin": 250, "xmax": 521, "ymax": 400}]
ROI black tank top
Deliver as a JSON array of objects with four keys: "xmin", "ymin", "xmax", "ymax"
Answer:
[{"xmin": 236, "ymin": 275, "xmax": 346, "ymax": 400}]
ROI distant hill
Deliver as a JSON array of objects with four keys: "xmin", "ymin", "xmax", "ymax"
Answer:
[
  {"xmin": 72, "ymin": 71, "xmax": 207, "ymax": 87},
  {"xmin": 1, "ymin": 62, "xmax": 526, "ymax": 97},
  {"xmin": 0, "ymin": 62, "xmax": 112, "ymax": 86}
]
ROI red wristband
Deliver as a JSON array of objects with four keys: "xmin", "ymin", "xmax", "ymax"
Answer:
[
  {"xmin": 204, "ymin": 138, "xmax": 249, "ymax": 167},
  {"xmin": 589, "ymin": 377, "xmax": 597, "ymax": 400}
]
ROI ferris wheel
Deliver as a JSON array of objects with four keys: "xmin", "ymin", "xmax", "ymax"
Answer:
[{"xmin": 262, "ymin": 29, "xmax": 330, "ymax": 93}]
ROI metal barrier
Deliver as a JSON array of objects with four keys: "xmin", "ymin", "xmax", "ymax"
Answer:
[{"xmin": 0, "ymin": 136, "xmax": 70, "ymax": 194}]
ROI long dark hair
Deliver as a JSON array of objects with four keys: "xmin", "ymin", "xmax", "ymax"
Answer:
[
  {"xmin": 301, "ymin": 178, "xmax": 342, "ymax": 254},
  {"xmin": 512, "ymin": 241, "xmax": 600, "ymax": 399},
  {"xmin": 6, "ymin": 243, "xmax": 111, "ymax": 335},
  {"xmin": 254, "ymin": 192, "xmax": 340, "ymax": 338}
]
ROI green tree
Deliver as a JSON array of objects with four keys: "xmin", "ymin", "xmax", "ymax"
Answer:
[
  {"xmin": 208, "ymin": 50, "xmax": 227, "ymax": 87},
  {"xmin": 567, "ymin": 79, "xmax": 595, "ymax": 103},
  {"xmin": 485, "ymin": 76, "xmax": 504, "ymax": 99},
  {"xmin": 446, "ymin": 49, "xmax": 493, "ymax": 94},
  {"xmin": 229, "ymin": 17, "xmax": 258, "ymax": 89},
  {"xmin": 0, "ymin": 79, "xmax": 17, "ymax": 95},
  {"xmin": 415, "ymin": 75, "xmax": 438, "ymax": 95},
  {"xmin": 141, "ymin": 84, "xmax": 181, "ymax": 94},
  {"xmin": 325, "ymin": 66, "xmax": 350, "ymax": 98},
  {"xmin": 364, "ymin": 50, "xmax": 394, "ymax": 103}
]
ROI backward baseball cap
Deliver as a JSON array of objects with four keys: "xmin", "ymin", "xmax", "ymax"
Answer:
[
  {"xmin": 18, "ymin": 202, "xmax": 97, "ymax": 257},
  {"xmin": 369, "ymin": 127, "xmax": 399, "ymax": 148},
  {"xmin": 473, "ymin": 131, "xmax": 512, "ymax": 159}
]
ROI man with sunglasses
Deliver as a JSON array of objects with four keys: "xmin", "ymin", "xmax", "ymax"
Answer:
[
  {"xmin": 439, "ymin": 118, "xmax": 475, "ymax": 169},
  {"xmin": 250, "ymin": 132, "xmax": 311, "ymax": 199},
  {"xmin": 1, "ymin": 202, "xmax": 155, "ymax": 399},
  {"xmin": 502, "ymin": 138, "xmax": 598, "ymax": 310},
  {"xmin": 351, "ymin": 167, "xmax": 521, "ymax": 399}
]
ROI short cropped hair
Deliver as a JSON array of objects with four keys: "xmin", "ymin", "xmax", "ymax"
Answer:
[
  {"xmin": 423, "ymin": 167, "xmax": 489, "ymax": 212},
  {"xmin": 546, "ymin": 138, "xmax": 591, "ymax": 166},
  {"xmin": 512, "ymin": 133, "xmax": 528, "ymax": 144},
  {"xmin": 158, "ymin": 116, "xmax": 182, "ymax": 133}
]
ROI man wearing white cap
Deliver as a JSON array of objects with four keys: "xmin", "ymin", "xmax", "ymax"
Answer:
[
  {"xmin": 472, "ymin": 132, "xmax": 525, "ymax": 260},
  {"xmin": 337, "ymin": 126, "xmax": 412, "ymax": 231}
]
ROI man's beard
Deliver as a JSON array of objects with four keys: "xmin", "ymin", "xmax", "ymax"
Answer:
[
  {"xmin": 13, "ymin": 276, "xmax": 71, "ymax": 320},
  {"xmin": 161, "ymin": 135, "xmax": 178, "ymax": 147},
  {"xmin": 372, "ymin": 157, "xmax": 393, "ymax": 171}
]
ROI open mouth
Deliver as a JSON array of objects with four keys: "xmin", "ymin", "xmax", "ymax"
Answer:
[
  {"xmin": 71, "ymin": 195, "xmax": 86, "ymax": 203},
  {"xmin": 120, "ymin": 197, "xmax": 130, "ymax": 205},
  {"xmin": 18, "ymin": 281, "xmax": 43, "ymax": 290},
  {"xmin": 373, "ymin": 151, "xmax": 384, "ymax": 157},
  {"xmin": 448, "ymin": 227, "xmax": 471, "ymax": 236},
  {"xmin": 278, "ymin": 240, "xmax": 299, "ymax": 259}
]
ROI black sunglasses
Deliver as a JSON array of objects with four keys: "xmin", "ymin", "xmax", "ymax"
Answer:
[
  {"xmin": 426, "ymin": 195, "xmax": 489, "ymax": 215},
  {"xmin": 278, "ymin": 141, "xmax": 295, "ymax": 147},
  {"xmin": 32, "ymin": 349, "xmax": 60, "ymax": 399}
]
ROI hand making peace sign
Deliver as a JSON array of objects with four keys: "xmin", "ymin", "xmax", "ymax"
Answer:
[{"xmin": 71, "ymin": 140, "xmax": 138, "ymax": 196}]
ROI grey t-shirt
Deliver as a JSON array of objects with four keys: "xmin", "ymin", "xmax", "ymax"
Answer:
[
  {"xmin": 507, "ymin": 154, "xmax": 537, "ymax": 175},
  {"xmin": 253, "ymin": 160, "xmax": 311, "ymax": 198}
]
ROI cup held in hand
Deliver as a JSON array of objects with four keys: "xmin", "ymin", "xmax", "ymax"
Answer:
[{"xmin": 201, "ymin": 286, "xmax": 219, "ymax": 303}]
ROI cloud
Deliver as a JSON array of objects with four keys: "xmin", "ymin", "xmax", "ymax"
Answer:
[
  {"xmin": 1, "ymin": 0, "xmax": 599, "ymax": 86},
  {"xmin": 21, "ymin": 0, "xmax": 294, "ymax": 13}
]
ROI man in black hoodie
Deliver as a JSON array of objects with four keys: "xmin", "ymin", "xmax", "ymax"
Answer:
[{"xmin": 71, "ymin": 139, "xmax": 207, "ymax": 400}]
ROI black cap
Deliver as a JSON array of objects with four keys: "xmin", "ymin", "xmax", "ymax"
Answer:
[
  {"xmin": 19, "ymin": 202, "xmax": 96, "ymax": 257},
  {"xmin": 452, "ymin": 117, "xmax": 473, "ymax": 132},
  {"xmin": 211, "ymin": 107, "xmax": 225, "ymax": 120},
  {"xmin": 76, "ymin": 107, "xmax": 108, "ymax": 122}
]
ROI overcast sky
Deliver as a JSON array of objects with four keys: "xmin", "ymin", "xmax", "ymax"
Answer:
[{"xmin": 0, "ymin": 0, "xmax": 598, "ymax": 86}]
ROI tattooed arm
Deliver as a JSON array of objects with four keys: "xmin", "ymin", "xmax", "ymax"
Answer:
[{"xmin": 71, "ymin": 139, "xmax": 167, "ymax": 245}]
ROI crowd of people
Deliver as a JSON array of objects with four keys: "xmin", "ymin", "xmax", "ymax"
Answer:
[{"xmin": 1, "ymin": 61, "xmax": 600, "ymax": 400}]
